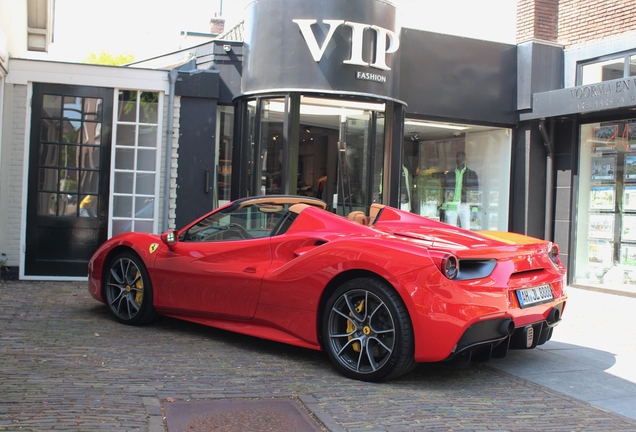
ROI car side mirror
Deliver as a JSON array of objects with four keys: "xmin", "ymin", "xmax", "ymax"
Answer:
[{"xmin": 161, "ymin": 230, "xmax": 179, "ymax": 249}]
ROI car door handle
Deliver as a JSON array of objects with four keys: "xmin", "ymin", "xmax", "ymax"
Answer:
[{"xmin": 243, "ymin": 266, "xmax": 257, "ymax": 274}]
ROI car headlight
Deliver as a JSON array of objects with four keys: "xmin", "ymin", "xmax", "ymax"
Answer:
[{"xmin": 441, "ymin": 254, "xmax": 459, "ymax": 279}]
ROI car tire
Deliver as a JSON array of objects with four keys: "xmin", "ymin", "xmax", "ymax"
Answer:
[
  {"xmin": 322, "ymin": 277, "xmax": 416, "ymax": 382},
  {"xmin": 104, "ymin": 251, "xmax": 159, "ymax": 325}
]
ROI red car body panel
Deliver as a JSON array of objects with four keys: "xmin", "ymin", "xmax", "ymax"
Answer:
[{"xmin": 88, "ymin": 199, "xmax": 567, "ymax": 363}]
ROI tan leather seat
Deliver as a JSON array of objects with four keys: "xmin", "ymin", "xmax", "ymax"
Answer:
[
  {"xmin": 348, "ymin": 211, "xmax": 369, "ymax": 225},
  {"xmin": 369, "ymin": 203, "xmax": 385, "ymax": 224}
]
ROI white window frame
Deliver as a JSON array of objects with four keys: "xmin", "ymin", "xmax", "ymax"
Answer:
[{"xmin": 109, "ymin": 89, "xmax": 164, "ymax": 237}]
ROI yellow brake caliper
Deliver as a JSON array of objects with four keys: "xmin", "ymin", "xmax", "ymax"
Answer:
[
  {"xmin": 134, "ymin": 271, "xmax": 144, "ymax": 306},
  {"xmin": 347, "ymin": 300, "xmax": 365, "ymax": 352}
]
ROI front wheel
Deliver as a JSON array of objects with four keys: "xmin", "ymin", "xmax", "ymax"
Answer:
[
  {"xmin": 104, "ymin": 251, "xmax": 158, "ymax": 325},
  {"xmin": 322, "ymin": 277, "xmax": 416, "ymax": 381}
]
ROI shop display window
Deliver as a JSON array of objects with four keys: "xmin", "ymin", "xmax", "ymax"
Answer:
[
  {"xmin": 574, "ymin": 120, "xmax": 636, "ymax": 288},
  {"xmin": 402, "ymin": 122, "xmax": 511, "ymax": 231}
]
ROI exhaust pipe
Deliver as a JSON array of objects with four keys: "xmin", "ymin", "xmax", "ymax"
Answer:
[
  {"xmin": 547, "ymin": 307, "xmax": 561, "ymax": 325},
  {"xmin": 499, "ymin": 318, "xmax": 514, "ymax": 336}
]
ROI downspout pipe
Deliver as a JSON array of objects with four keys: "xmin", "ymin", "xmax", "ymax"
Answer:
[
  {"xmin": 163, "ymin": 69, "xmax": 179, "ymax": 232},
  {"xmin": 539, "ymin": 119, "xmax": 555, "ymax": 241}
]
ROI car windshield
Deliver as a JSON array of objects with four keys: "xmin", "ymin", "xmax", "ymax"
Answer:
[{"xmin": 182, "ymin": 202, "xmax": 292, "ymax": 242}]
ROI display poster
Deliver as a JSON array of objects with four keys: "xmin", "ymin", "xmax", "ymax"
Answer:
[
  {"xmin": 594, "ymin": 125, "xmax": 618, "ymax": 151},
  {"xmin": 589, "ymin": 213, "xmax": 614, "ymax": 239},
  {"xmin": 590, "ymin": 186, "xmax": 614, "ymax": 210},
  {"xmin": 622, "ymin": 215, "xmax": 636, "ymax": 241},
  {"xmin": 591, "ymin": 155, "xmax": 616, "ymax": 180},
  {"xmin": 488, "ymin": 212, "xmax": 498, "ymax": 230},
  {"xmin": 624, "ymin": 186, "xmax": 636, "ymax": 210},
  {"xmin": 627, "ymin": 123, "xmax": 636, "ymax": 150},
  {"xmin": 489, "ymin": 190, "xmax": 499, "ymax": 207},
  {"xmin": 621, "ymin": 244, "xmax": 636, "ymax": 266},
  {"xmin": 588, "ymin": 240, "xmax": 613, "ymax": 267},
  {"xmin": 626, "ymin": 154, "xmax": 636, "ymax": 180}
]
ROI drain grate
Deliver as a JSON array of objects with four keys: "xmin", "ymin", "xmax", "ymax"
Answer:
[{"xmin": 162, "ymin": 398, "xmax": 326, "ymax": 431}]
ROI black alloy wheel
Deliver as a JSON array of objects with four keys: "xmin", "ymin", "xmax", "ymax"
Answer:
[
  {"xmin": 322, "ymin": 277, "xmax": 416, "ymax": 381},
  {"xmin": 104, "ymin": 251, "xmax": 158, "ymax": 325}
]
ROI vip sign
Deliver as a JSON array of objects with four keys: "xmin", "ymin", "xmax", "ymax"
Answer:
[{"xmin": 292, "ymin": 19, "xmax": 400, "ymax": 71}]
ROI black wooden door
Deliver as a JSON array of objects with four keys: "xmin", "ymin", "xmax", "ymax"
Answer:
[
  {"xmin": 25, "ymin": 84, "xmax": 113, "ymax": 277},
  {"xmin": 175, "ymin": 96, "xmax": 217, "ymax": 228}
]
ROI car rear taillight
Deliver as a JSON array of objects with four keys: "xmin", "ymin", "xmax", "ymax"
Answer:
[
  {"xmin": 548, "ymin": 243, "xmax": 560, "ymax": 266},
  {"xmin": 441, "ymin": 254, "xmax": 459, "ymax": 279}
]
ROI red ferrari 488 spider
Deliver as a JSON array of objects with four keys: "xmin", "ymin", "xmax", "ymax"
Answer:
[{"xmin": 88, "ymin": 195, "xmax": 567, "ymax": 381}]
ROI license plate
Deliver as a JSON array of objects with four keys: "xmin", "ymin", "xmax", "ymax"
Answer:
[{"xmin": 516, "ymin": 285, "xmax": 553, "ymax": 308}]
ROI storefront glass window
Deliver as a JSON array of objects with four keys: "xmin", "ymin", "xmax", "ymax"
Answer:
[
  {"xmin": 580, "ymin": 58, "xmax": 625, "ymax": 85},
  {"xmin": 402, "ymin": 120, "xmax": 511, "ymax": 231},
  {"xmin": 295, "ymin": 96, "xmax": 385, "ymax": 215},
  {"xmin": 630, "ymin": 55, "xmax": 636, "ymax": 77},
  {"xmin": 216, "ymin": 106, "xmax": 233, "ymax": 207},
  {"xmin": 260, "ymin": 98, "xmax": 286, "ymax": 195},
  {"xmin": 574, "ymin": 120, "xmax": 636, "ymax": 289}
]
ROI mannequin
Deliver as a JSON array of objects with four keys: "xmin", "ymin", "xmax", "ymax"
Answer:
[{"xmin": 443, "ymin": 151, "xmax": 479, "ymax": 228}]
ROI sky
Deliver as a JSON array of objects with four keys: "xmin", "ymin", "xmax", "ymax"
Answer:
[{"xmin": 33, "ymin": 0, "xmax": 517, "ymax": 63}]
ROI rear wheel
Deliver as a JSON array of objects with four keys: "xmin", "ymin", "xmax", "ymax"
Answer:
[
  {"xmin": 322, "ymin": 277, "xmax": 416, "ymax": 381},
  {"xmin": 104, "ymin": 251, "xmax": 158, "ymax": 325}
]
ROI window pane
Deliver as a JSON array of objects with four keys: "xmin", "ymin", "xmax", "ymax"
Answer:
[
  {"xmin": 218, "ymin": 107, "xmax": 234, "ymax": 204},
  {"xmin": 38, "ymin": 168, "xmax": 58, "ymax": 191},
  {"xmin": 82, "ymin": 122, "xmax": 102, "ymax": 145},
  {"xmin": 630, "ymin": 55, "xmax": 636, "ymax": 77},
  {"xmin": 115, "ymin": 148, "xmax": 135, "ymax": 170},
  {"xmin": 41, "ymin": 119, "xmax": 60, "ymax": 142},
  {"xmin": 113, "ymin": 195, "xmax": 133, "ymax": 217},
  {"xmin": 114, "ymin": 172, "xmax": 134, "ymax": 194},
  {"xmin": 112, "ymin": 219, "xmax": 132, "ymax": 236},
  {"xmin": 83, "ymin": 98, "xmax": 102, "ymax": 121},
  {"xmin": 403, "ymin": 120, "xmax": 511, "ymax": 231},
  {"xmin": 134, "ymin": 220, "xmax": 153, "ymax": 233},
  {"xmin": 59, "ymin": 169, "xmax": 79, "ymax": 193},
  {"xmin": 37, "ymin": 192, "xmax": 57, "ymax": 216},
  {"xmin": 574, "ymin": 122, "xmax": 623, "ymax": 289},
  {"xmin": 60, "ymin": 145, "xmax": 79, "ymax": 168},
  {"xmin": 63, "ymin": 96, "xmax": 82, "ymax": 119},
  {"xmin": 61, "ymin": 120, "xmax": 81, "ymax": 143},
  {"xmin": 59, "ymin": 194, "xmax": 78, "ymax": 217},
  {"xmin": 42, "ymin": 95, "xmax": 62, "ymax": 118},
  {"xmin": 138, "ymin": 125, "xmax": 157, "ymax": 147},
  {"xmin": 79, "ymin": 194, "xmax": 98, "ymax": 217},
  {"xmin": 79, "ymin": 171, "xmax": 99, "ymax": 194},
  {"xmin": 135, "ymin": 173, "xmax": 155, "ymax": 195},
  {"xmin": 116, "ymin": 124, "xmax": 136, "ymax": 146},
  {"xmin": 135, "ymin": 197, "xmax": 154, "ymax": 218},
  {"xmin": 260, "ymin": 98, "xmax": 285, "ymax": 195},
  {"xmin": 581, "ymin": 58, "xmax": 625, "ymax": 85},
  {"xmin": 39, "ymin": 144, "xmax": 59, "ymax": 167},
  {"xmin": 137, "ymin": 149, "xmax": 156, "ymax": 171},
  {"xmin": 139, "ymin": 92, "xmax": 159, "ymax": 124},
  {"xmin": 118, "ymin": 90, "xmax": 137, "ymax": 122},
  {"xmin": 80, "ymin": 146, "xmax": 100, "ymax": 169}
]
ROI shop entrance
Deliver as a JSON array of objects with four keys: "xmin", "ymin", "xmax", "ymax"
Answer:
[
  {"xmin": 25, "ymin": 84, "xmax": 113, "ymax": 277},
  {"xmin": 249, "ymin": 96, "xmax": 386, "ymax": 216}
]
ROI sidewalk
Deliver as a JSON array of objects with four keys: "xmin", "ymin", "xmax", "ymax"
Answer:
[
  {"xmin": 490, "ymin": 286, "xmax": 636, "ymax": 420},
  {"xmin": 1, "ymin": 280, "xmax": 636, "ymax": 431}
]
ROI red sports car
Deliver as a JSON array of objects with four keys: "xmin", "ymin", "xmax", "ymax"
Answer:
[{"xmin": 88, "ymin": 195, "xmax": 567, "ymax": 382}]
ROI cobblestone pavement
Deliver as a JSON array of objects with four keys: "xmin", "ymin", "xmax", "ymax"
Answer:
[{"xmin": 2, "ymin": 281, "xmax": 636, "ymax": 431}]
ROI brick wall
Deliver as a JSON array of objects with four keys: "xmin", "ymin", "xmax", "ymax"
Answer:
[
  {"xmin": 516, "ymin": 0, "xmax": 559, "ymax": 43},
  {"xmin": 558, "ymin": 0, "xmax": 636, "ymax": 47},
  {"xmin": 518, "ymin": 0, "xmax": 636, "ymax": 48},
  {"xmin": 0, "ymin": 84, "xmax": 27, "ymax": 267}
]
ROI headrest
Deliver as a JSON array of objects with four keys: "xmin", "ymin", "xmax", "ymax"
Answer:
[{"xmin": 348, "ymin": 211, "xmax": 369, "ymax": 225}]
